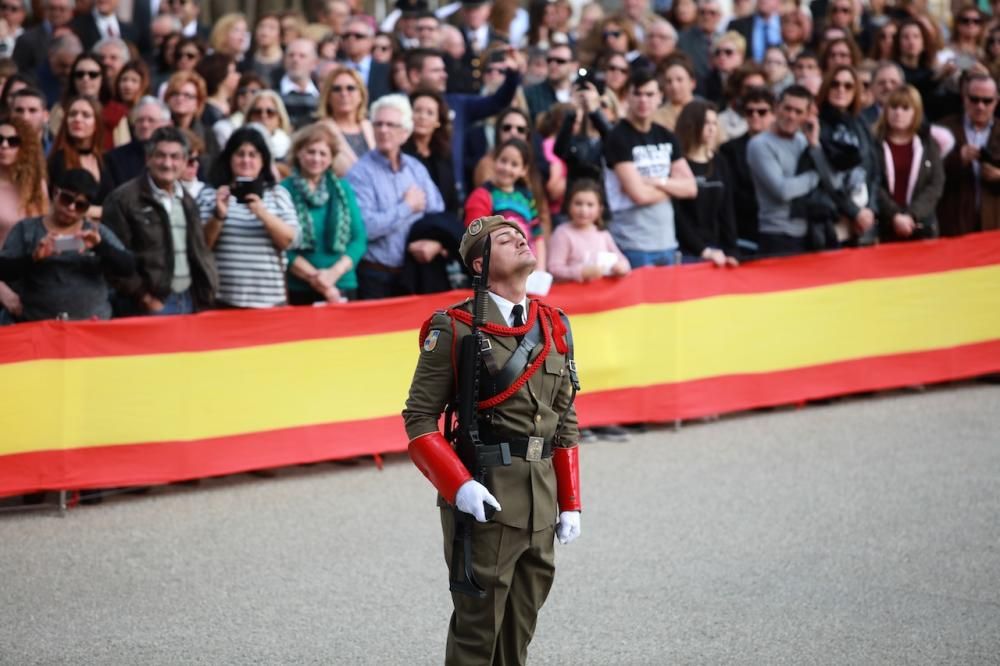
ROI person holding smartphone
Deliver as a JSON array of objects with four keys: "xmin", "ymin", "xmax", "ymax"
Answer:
[
  {"xmin": 747, "ymin": 84, "xmax": 826, "ymax": 257},
  {"xmin": 198, "ymin": 127, "xmax": 301, "ymax": 308},
  {"xmin": 0, "ymin": 169, "xmax": 134, "ymax": 322}
]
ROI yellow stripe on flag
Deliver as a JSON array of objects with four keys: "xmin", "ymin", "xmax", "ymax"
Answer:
[
  {"xmin": 575, "ymin": 264, "xmax": 1000, "ymax": 390},
  {"xmin": 2, "ymin": 265, "xmax": 998, "ymax": 455}
]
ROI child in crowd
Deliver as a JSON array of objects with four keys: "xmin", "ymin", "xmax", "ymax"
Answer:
[
  {"xmin": 547, "ymin": 179, "xmax": 630, "ymax": 282},
  {"xmin": 546, "ymin": 178, "xmax": 631, "ymax": 444},
  {"xmin": 464, "ymin": 138, "xmax": 547, "ymax": 269}
]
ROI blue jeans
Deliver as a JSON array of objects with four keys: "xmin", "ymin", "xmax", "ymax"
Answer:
[
  {"xmin": 153, "ymin": 289, "xmax": 194, "ymax": 315},
  {"xmin": 622, "ymin": 248, "xmax": 678, "ymax": 268}
]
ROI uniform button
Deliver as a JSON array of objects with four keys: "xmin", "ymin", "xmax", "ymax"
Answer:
[{"xmin": 535, "ymin": 414, "xmax": 541, "ymax": 423}]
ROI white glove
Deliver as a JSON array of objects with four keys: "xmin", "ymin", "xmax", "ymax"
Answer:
[
  {"xmin": 455, "ymin": 480, "xmax": 502, "ymax": 523},
  {"xmin": 556, "ymin": 511, "xmax": 581, "ymax": 544}
]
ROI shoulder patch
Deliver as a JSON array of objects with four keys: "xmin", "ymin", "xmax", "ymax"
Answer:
[{"xmin": 423, "ymin": 329, "xmax": 441, "ymax": 352}]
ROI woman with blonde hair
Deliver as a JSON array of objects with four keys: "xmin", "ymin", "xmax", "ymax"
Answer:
[
  {"xmin": 317, "ymin": 66, "xmax": 374, "ymax": 177},
  {"xmin": 209, "ymin": 13, "xmax": 249, "ymax": 62},
  {"xmin": 244, "ymin": 90, "xmax": 293, "ymax": 162},
  {"xmin": 0, "ymin": 114, "xmax": 48, "ymax": 322},
  {"xmin": 280, "ymin": 123, "xmax": 366, "ymax": 304},
  {"xmin": 874, "ymin": 84, "xmax": 944, "ymax": 241}
]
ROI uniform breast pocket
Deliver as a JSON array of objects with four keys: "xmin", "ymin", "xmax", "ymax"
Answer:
[{"xmin": 543, "ymin": 354, "xmax": 566, "ymax": 404}]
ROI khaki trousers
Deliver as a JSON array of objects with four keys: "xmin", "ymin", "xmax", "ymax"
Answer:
[{"xmin": 440, "ymin": 509, "xmax": 556, "ymax": 666}]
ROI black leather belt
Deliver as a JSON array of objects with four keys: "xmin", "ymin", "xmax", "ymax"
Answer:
[{"xmin": 477, "ymin": 434, "xmax": 552, "ymax": 466}]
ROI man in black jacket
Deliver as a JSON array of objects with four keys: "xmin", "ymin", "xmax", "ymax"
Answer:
[
  {"xmin": 69, "ymin": 0, "xmax": 137, "ymax": 51},
  {"xmin": 719, "ymin": 86, "xmax": 775, "ymax": 255},
  {"xmin": 339, "ymin": 16, "xmax": 392, "ymax": 104},
  {"xmin": 102, "ymin": 127, "xmax": 218, "ymax": 316},
  {"xmin": 12, "ymin": 0, "xmax": 75, "ymax": 73},
  {"xmin": 106, "ymin": 96, "xmax": 173, "ymax": 189}
]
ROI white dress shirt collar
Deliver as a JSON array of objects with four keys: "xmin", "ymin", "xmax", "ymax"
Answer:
[{"xmin": 489, "ymin": 292, "xmax": 528, "ymax": 327}]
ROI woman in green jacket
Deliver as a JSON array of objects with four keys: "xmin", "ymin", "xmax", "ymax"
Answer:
[{"xmin": 280, "ymin": 122, "xmax": 367, "ymax": 303}]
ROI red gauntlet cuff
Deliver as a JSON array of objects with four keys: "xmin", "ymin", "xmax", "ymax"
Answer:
[
  {"xmin": 408, "ymin": 432, "xmax": 471, "ymax": 504},
  {"xmin": 553, "ymin": 446, "xmax": 582, "ymax": 512}
]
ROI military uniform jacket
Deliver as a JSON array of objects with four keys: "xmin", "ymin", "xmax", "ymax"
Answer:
[{"xmin": 403, "ymin": 296, "xmax": 580, "ymax": 532}]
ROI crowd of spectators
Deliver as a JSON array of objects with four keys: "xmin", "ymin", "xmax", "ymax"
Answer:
[{"xmin": 0, "ymin": 0, "xmax": 995, "ymax": 323}]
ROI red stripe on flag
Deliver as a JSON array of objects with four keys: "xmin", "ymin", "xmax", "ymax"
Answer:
[{"xmin": 0, "ymin": 415, "xmax": 408, "ymax": 498}]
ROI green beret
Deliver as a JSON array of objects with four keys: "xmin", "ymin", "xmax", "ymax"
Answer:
[{"xmin": 459, "ymin": 215, "xmax": 525, "ymax": 269}]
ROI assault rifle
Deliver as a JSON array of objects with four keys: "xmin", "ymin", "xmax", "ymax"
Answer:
[{"xmin": 450, "ymin": 234, "xmax": 494, "ymax": 598}]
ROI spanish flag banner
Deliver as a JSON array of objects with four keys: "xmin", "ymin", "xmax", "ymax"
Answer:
[{"xmin": 2, "ymin": 233, "xmax": 999, "ymax": 496}]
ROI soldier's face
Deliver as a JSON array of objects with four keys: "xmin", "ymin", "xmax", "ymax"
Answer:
[{"xmin": 477, "ymin": 228, "xmax": 536, "ymax": 278}]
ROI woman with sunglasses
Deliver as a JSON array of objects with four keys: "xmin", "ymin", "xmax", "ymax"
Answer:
[
  {"xmin": 280, "ymin": 122, "xmax": 365, "ymax": 304},
  {"xmin": 244, "ymin": 13, "xmax": 284, "ymax": 85},
  {"xmin": 471, "ymin": 107, "xmax": 535, "ymax": 188},
  {"xmin": 0, "ymin": 168, "xmax": 134, "ymax": 322},
  {"xmin": 197, "ymin": 127, "xmax": 300, "ymax": 309},
  {"xmin": 244, "ymin": 90, "xmax": 292, "ymax": 163},
  {"xmin": 373, "ymin": 32, "xmax": 395, "ymax": 65},
  {"xmin": 598, "ymin": 51, "xmax": 630, "ymax": 120},
  {"xmin": 317, "ymin": 66, "xmax": 374, "ymax": 177},
  {"xmin": 780, "ymin": 7, "xmax": 812, "ymax": 62},
  {"xmin": 155, "ymin": 36, "xmax": 205, "ymax": 96},
  {"xmin": 579, "ymin": 14, "xmax": 638, "ymax": 68},
  {"xmin": 873, "ymin": 84, "xmax": 944, "ymax": 242},
  {"xmin": 703, "ymin": 31, "xmax": 746, "ymax": 106},
  {"xmin": 48, "ymin": 96, "xmax": 112, "ymax": 220},
  {"xmin": 212, "ymin": 72, "xmax": 266, "ymax": 150},
  {"xmin": 0, "ymin": 115, "xmax": 48, "ymax": 322},
  {"xmin": 53, "ymin": 54, "xmax": 129, "ymax": 151},
  {"xmin": 807, "ymin": 66, "xmax": 881, "ymax": 248},
  {"xmin": 935, "ymin": 4, "xmax": 986, "ymax": 104}
]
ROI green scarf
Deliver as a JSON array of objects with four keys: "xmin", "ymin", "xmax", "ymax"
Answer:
[{"xmin": 287, "ymin": 169, "xmax": 352, "ymax": 254}]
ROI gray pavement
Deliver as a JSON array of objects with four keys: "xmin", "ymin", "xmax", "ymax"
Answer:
[{"xmin": 1, "ymin": 383, "xmax": 999, "ymax": 665}]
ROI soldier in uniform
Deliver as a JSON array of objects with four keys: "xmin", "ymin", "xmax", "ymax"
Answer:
[{"xmin": 402, "ymin": 215, "xmax": 582, "ymax": 665}]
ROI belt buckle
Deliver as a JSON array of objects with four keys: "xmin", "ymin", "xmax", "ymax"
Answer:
[{"xmin": 525, "ymin": 436, "xmax": 544, "ymax": 462}]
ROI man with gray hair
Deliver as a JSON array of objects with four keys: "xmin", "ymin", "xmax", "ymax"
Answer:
[
  {"xmin": 38, "ymin": 32, "xmax": 82, "ymax": 105},
  {"xmin": 346, "ymin": 94, "xmax": 446, "ymax": 299},
  {"xmin": 106, "ymin": 96, "xmax": 173, "ymax": 187},
  {"xmin": 93, "ymin": 36, "xmax": 130, "ymax": 82},
  {"xmin": 861, "ymin": 61, "xmax": 904, "ymax": 125},
  {"xmin": 103, "ymin": 126, "xmax": 218, "ymax": 316}
]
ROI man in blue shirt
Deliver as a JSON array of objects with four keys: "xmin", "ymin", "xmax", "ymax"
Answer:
[
  {"xmin": 346, "ymin": 94, "xmax": 446, "ymax": 300},
  {"xmin": 727, "ymin": 0, "xmax": 781, "ymax": 63}
]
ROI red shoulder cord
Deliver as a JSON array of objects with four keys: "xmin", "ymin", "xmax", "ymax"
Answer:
[{"xmin": 418, "ymin": 301, "xmax": 568, "ymax": 409}]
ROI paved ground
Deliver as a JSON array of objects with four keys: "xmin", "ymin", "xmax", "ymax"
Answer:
[{"xmin": 1, "ymin": 383, "xmax": 998, "ymax": 665}]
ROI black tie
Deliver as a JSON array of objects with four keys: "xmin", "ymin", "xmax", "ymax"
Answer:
[{"xmin": 511, "ymin": 304, "xmax": 525, "ymax": 344}]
